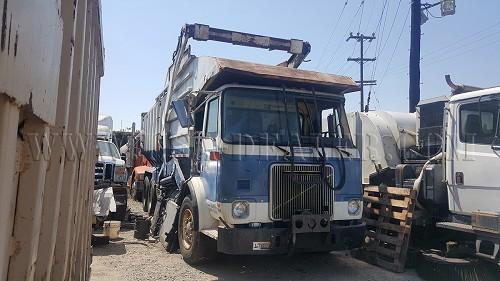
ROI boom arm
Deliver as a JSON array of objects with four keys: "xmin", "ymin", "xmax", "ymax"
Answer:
[{"xmin": 184, "ymin": 24, "xmax": 311, "ymax": 69}]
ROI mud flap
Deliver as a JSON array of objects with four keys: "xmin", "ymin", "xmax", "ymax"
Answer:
[{"xmin": 159, "ymin": 200, "xmax": 179, "ymax": 252}]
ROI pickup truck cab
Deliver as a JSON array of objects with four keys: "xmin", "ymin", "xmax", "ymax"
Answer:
[{"xmin": 95, "ymin": 140, "xmax": 128, "ymax": 220}]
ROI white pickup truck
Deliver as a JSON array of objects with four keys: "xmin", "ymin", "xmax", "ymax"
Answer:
[{"xmin": 94, "ymin": 117, "xmax": 128, "ymax": 221}]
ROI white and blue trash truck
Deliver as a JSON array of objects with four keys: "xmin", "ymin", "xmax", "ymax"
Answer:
[{"xmin": 140, "ymin": 24, "xmax": 365, "ymax": 264}]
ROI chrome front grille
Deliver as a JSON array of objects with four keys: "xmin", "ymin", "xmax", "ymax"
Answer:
[
  {"xmin": 95, "ymin": 162, "xmax": 113, "ymax": 183},
  {"xmin": 270, "ymin": 164, "xmax": 334, "ymax": 221}
]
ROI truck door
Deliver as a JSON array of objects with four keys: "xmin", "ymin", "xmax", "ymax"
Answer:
[
  {"xmin": 201, "ymin": 98, "xmax": 220, "ymax": 201},
  {"xmin": 446, "ymin": 95, "xmax": 500, "ymax": 214}
]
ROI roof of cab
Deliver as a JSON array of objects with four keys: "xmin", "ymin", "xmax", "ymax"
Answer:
[
  {"xmin": 201, "ymin": 57, "xmax": 360, "ymax": 94},
  {"xmin": 448, "ymin": 86, "xmax": 500, "ymax": 102}
]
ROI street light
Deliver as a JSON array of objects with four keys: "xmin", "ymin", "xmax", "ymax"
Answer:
[{"xmin": 441, "ymin": 0, "xmax": 456, "ymax": 16}]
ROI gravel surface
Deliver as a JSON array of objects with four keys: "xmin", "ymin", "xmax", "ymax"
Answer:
[{"xmin": 90, "ymin": 200, "xmax": 422, "ymax": 281}]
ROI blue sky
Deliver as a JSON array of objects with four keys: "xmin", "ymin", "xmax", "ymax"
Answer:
[{"xmin": 99, "ymin": 0, "xmax": 500, "ymax": 130}]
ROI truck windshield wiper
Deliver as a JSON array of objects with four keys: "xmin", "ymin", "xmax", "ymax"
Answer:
[
  {"xmin": 274, "ymin": 144, "xmax": 290, "ymax": 157},
  {"xmin": 281, "ymin": 86, "xmax": 296, "ymax": 176}
]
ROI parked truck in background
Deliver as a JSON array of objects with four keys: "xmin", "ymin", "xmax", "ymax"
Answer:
[
  {"xmin": 348, "ymin": 77, "xmax": 500, "ymax": 275},
  {"xmin": 95, "ymin": 115, "xmax": 129, "ymax": 220},
  {"xmin": 137, "ymin": 23, "xmax": 366, "ymax": 264},
  {"xmin": 126, "ymin": 129, "xmax": 154, "ymax": 209}
]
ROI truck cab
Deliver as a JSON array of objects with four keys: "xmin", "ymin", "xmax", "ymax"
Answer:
[
  {"xmin": 350, "ymin": 85, "xmax": 500, "ymax": 266},
  {"xmin": 94, "ymin": 139, "xmax": 128, "ymax": 220},
  {"xmin": 187, "ymin": 84, "xmax": 365, "ymax": 255},
  {"xmin": 444, "ymin": 88, "xmax": 500, "ymax": 222}
]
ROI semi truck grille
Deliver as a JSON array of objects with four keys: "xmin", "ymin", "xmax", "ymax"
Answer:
[{"xmin": 270, "ymin": 164, "xmax": 334, "ymax": 221}]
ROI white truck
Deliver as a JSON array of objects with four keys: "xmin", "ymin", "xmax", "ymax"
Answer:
[
  {"xmin": 140, "ymin": 24, "xmax": 366, "ymax": 264},
  {"xmin": 349, "ymin": 78, "xmax": 500, "ymax": 276},
  {"xmin": 94, "ymin": 115, "xmax": 128, "ymax": 220}
]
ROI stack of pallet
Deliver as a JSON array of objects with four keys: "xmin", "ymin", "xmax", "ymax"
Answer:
[{"xmin": 362, "ymin": 185, "xmax": 417, "ymax": 273}]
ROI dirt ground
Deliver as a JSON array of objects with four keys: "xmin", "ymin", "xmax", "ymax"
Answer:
[{"xmin": 90, "ymin": 200, "xmax": 422, "ymax": 281}]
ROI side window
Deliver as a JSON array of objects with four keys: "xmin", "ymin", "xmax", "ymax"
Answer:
[
  {"xmin": 205, "ymin": 98, "xmax": 219, "ymax": 138},
  {"xmin": 321, "ymin": 107, "xmax": 344, "ymax": 139},
  {"xmin": 460, "ymin": 101, "xmax": 499, "ymax": 144}
]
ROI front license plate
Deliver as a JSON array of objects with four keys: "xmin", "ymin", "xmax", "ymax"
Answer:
[{"xmin": 252, "ymin": 241, "xmax": 271, "ymax": 251}]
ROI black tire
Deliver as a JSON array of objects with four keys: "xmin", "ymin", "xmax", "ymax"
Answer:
[
  {"xmin": 178, "ymin": 196, "xmax": 216, "ymax": 264},
  {"xmin": 142, "ymin": 177, "xmax": 150, "ymax": 212},
  {"xmin": 131, "ymin": 181, "xmax": 142, "ymax": 202},
  {"xmin": 148, "ymin": 184, "xmax": 156, "ymax": 216}
]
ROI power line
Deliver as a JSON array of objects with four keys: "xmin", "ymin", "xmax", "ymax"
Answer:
[
  {"xmin": 384, "ymin": 26, "xmax": 500, "ymax": 76},
  {"xmin": 337, "ymin": 41, "xmax": 358, "ymax": 73},
  {"xmin": 422, "ymin": 29, "xmax": 500, "ymax": 62},
  {"xmin": 422, "ymin": 20, "xmax": 500, "ymax": 57},
  {"xmin": 357, "ymin": 0, "xmax": 366, "ymax": 32},
  {"xmin": 421, "ymin": 36, "xmax": 500, "ymax": 67},
  {"xmin": 314, "ymin": 1, "xmax": 349, "ymax": 70},
  {"xmin": 364, "ymin": 0, "xmax": 389, "ymax": 54},
  {"xmin": 323, "ymin": 0, "xmax": 365, "ymax": 71},
  {"xmin": 377, "ymin": 0, "xmax": 403, "ymax": 60},
  {"xmin": 343, "ymin": 0, "xmax": 389, "ymax": 74},
  {"xmin": 361, "ymin": 0, "xmax": 377, "ymax": 33},
  {"xmin": 366, "ymin": 0, "xmax": 391, "ymax": 79},
  {"xmin": 378, "ymin": 6, "xmax": 411, "ymax": 88}
]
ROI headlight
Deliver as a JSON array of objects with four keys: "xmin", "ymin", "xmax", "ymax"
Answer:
[
  {"xmin": 113, "ymin": 166, "xmax": 127, "ymax": 183},
  {"xmin": 232, "ymin": 201, "xmax": 249, "ymax": 219},
  {"xmin": 348, "ymin": 199, "xmax": 361, "ymax": 215}
]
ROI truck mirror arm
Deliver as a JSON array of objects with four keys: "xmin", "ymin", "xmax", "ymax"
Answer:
[{"xmin": 491, "ymin": 136, "xmax": 500, "ymax": 151}]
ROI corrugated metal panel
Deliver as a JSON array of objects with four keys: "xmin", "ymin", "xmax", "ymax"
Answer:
[
  {"xmin": 0, "ymin": 0, "xmax": 63, "ymax": 125},
  {"xmin": 0, "ymin": 0, "xmax": 104, "ymax": 280}
]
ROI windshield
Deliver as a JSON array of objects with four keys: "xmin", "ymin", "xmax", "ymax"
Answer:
[
  {"xmin": 221, "ymin": 88, "xmax": 352, "ymax": 147},
  {"xmin": 97, "ymin": 141, "xmax": 121, "ymax": 158}
]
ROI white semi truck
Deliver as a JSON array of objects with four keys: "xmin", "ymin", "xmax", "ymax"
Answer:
[
  {"xmin": 139, "ymin": 24, "xmax": 366, "ymax": 264},
  {"xmin": 348, "ymin": 79, "xmax": 500, "ymax": 275}
]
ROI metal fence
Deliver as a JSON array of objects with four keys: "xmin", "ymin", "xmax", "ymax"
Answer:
[{"xmin": 0, "ymin": 0, "xmax": 104, "ymax": 280}]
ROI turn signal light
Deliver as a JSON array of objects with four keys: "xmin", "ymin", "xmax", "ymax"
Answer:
[{"xmin": 209, "ymin": 151, "xmax": 221, "ymax": 161}]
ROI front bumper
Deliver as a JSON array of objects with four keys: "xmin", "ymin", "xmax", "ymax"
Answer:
[
  {"xmin": 94, "ymin": 180, "xmax": 127, "ymax": 190},
  {"xmin": 217, "ymin": 221, "xmax": 366, "ymax": 255}
]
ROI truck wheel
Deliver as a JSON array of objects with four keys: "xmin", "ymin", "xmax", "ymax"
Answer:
[
  {"xmin": 178, "ymin": 196, "xmax": 216, "ymax": 264},
  {"xmin": 131, "ymin": 181, "xmax": 142, "ymax": 202},
  {"xmin": 148, "ymin": 186, "xmax": 156, "ymax": 216},
  {"xmin": 142, "ymin": 177, "xmax": 150, "ymax": 212}
]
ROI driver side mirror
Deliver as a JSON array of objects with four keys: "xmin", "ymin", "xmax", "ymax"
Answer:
[
  {"xmin": 121, "ymin": 153, "xmax": 127, "ymax": 161},
  {"xmin": 172, "ymin": 99, "xmax": 194, "ymax": 128}
]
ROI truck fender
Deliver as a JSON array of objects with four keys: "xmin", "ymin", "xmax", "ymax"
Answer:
[{"xmin": 186, "ymin": 177, "xmax": 218, "ymax": 231}]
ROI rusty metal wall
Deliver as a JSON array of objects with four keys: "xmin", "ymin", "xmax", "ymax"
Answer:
[{"xmin": 0, "ymin": 0, "xmax": 104, "ymax": 280}]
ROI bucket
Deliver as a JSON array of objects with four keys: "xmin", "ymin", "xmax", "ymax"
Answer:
[
  {"xmin": 134, "ymin": 216, "xmax": 150, "ymax": 240},
  {"xmin": 103, "ymin": 220, "xmax": 121, "ymax": 239}
]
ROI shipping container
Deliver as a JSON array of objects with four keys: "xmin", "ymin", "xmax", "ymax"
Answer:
[{"xmin": 0, "ymin": 0, "xmax": 104, "ymax": 280}]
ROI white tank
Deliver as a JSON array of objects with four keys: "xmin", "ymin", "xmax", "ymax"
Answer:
[{"xmin": 347, "ymin": 111, "xmax": 417, "ymax": 184}]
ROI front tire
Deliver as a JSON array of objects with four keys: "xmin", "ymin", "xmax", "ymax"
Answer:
[
  {"xmin": 131, "ymin": 181, "xmax": 142, "ymax": 202},
  {"xmin": 147, "ymin": 183, "xmax": 156, "ymax": 216},
  {"xmin": 178, "ymin": 196, "xmax": 216, "ymax": 264},
  {"xmin": 142, "ymin": 177, "xmax": 151, "ymax": 212}
]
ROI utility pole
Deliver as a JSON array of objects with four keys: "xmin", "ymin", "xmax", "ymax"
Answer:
[
  {"xmin": 409, "ymin": 0, "xmax": 456, "ymax": 113},
  {"xmin": 409, "ymin": 0, "xmax": 421, "ymax": 113},
  {"xmin": 347, "ymin": 32, "xmax": 376, "ymax": 112}
]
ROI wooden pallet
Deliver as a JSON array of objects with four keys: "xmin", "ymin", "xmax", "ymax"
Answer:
[{"xmin": 362, "ymin": 185, "xmax": 417, "ymax": 273}]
